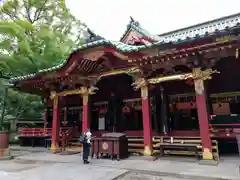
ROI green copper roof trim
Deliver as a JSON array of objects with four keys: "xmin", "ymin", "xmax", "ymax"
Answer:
[
  {"xmin": 10, "ymin": 40, "xmax": 158, "ymax": 82},
  {"xmin": 10, "ymin": 13, "xmax": 240, "ymax": 83}
]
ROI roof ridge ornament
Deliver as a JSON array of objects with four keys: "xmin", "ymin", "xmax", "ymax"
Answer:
[
  {"xmin": 84, "ymin": 28, "xmax": 105, "ymax": 43},
  {"xmin": 129, "ymin": 16, "xmax": 140, "ymax": 27}
]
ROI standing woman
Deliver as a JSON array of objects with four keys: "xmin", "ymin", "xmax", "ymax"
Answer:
[{"xmin": 80, "ymin": 129, "xmax": 92, "ymax": 164}]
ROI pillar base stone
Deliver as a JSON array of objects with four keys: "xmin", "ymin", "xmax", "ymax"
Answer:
[
  {"xmin": 144, "ymin": 146, "xmax": 153, "ymax": 156},
  {"xmin": 202, "ymin": 148, "xmax": 213, "ymax": 160},
  {"xmin": 198, "ymin": 159, "xmax": 218, "ymax": 165},
  {"xmin": 0, "ymin": 148, "xmax": 13, "ymax": 160},
  {"xmin": 0, "ymin": 155, "xmax": 13, "ymax": 160},
  {"xmin": 142, "ymin": 146, "xmax": 156, "ymax": 160},
  {"xmin": 50, "ymin": 144, "xmax": 60, "ymax": 153}
]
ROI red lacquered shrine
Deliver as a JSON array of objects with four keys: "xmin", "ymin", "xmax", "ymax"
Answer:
[{"xmin": 11, "ymin": 14, "xmax": 240, "ymax": 160}]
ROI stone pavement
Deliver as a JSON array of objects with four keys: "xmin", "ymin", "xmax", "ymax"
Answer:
[
  {"xmin": 0, "ymin": 164, "xmax": 127, "ymax": 180},
  {"xmin": 9, "ymin": 152, "xmax": 240, "ymax": 180},
  {"xmin": 117, "ymin": 172, "xmax": 195, "ymax": 180}
]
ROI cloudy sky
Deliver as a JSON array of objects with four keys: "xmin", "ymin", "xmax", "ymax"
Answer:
[{"xmin": 66, "ymin": 0, "xmax": 240, "ymax": 40}]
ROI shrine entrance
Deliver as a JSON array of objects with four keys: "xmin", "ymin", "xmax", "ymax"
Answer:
[{"xmin": 91, "ymin": 74, "xmax": 142, "ymax": 133}]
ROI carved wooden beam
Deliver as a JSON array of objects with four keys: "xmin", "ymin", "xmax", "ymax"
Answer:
[
  {"xmin": 96, "ymin": 66, "xmax": 142, "ymax": 80},
  {"xmin": 50, "ymin": 86, "xmax": 99, "ymax": 99},
  {"xmin": 132, "ymin": 68, "xmax": 220, "ymax": 89}
]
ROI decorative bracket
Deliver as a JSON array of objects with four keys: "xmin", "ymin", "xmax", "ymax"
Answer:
[
  {"xmin": 132, "ymin": 78, "xmax": 148, "ymax": 90},
  {"xmin": 192, "ymin": 68, "xmax": 220, "ymax": 80},
  {"xmin": 192, "ymin": 68, "xmax": 219, "ymax": 95}
]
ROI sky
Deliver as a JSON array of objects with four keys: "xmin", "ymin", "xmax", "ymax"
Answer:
[{"xmin": 65, "ymin": 0, "xmax": 240, "ymax": 41}]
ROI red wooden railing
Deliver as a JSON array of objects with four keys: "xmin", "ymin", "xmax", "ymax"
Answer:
[
  {"xmin": 209, "ymin": 123, "xmax": 240, "ymax": 137},
  {"xmin": 21, "ymin": 127, "xmax": 78, "ymax": 137},
  {"xmin": 21, "ymin": 128, "xmax": 51, "ymax": 136}
]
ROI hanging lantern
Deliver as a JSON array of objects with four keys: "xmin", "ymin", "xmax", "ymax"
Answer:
[{"xmin": 122, "ymin": 106, "xmax": 130, "ymax": 113}]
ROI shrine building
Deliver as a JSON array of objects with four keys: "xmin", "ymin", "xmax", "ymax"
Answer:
[{"xmin": 11, "ymin": 13, "xmax": 240, "ymax": 161}]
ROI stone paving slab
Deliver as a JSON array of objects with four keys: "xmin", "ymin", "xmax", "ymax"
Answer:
[
  {"xmin": 0, "ymin": 160, "xmax": 44, "ymax": 172},
  {"xmin": 0, "ymin": 163, "xmax": 127, "ymax": 180},
  {"xmin": 10, "ymin": 146, "xmax": 49, "ymax": 153},
  {"xmin": 15, "ymin": 152, "xmax": 240, "ymax": 180},
  {"xmin": 116, "ymin": 172, "xmax": 189, "ymax": 180}
]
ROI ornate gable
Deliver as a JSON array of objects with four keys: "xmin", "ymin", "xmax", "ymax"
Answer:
[{"xmin": 120, "ymin": 17, "xmax": 159, "ymax": 45}]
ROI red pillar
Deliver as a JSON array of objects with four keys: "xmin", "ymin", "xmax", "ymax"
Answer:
[
  {"xmin": 50, "ymin": 95, "xmax": 61, "ymax": 153},
  {"xmin": 82, "ymin": 94, "xmax": 90, "ymax": 133},
  {"xmin": 141, "ymin": 85, "xmax": 153, "ymax": 156},
  {"xmin": 194, "ymin": 69, "xmax": 213, "ymax": 160}
]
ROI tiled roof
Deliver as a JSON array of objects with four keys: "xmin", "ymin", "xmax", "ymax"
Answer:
[
  {"xmin": 157, "ymin": 13, "xmax": 240, "ymax": 43},
  {"xmin": 10, "ymin": 13, "xmax": 240, "ymax": 83},
  {"xmin": 120, "ymin": 17, "xmax": 161, "ymax": 42},
  {"xmin": 10, "ymin": 40, "xmax": 155, "ymax": 82}
]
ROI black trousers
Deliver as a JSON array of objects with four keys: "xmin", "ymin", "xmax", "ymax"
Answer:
[{"xmin": 82, "ymin": 143, "xmax": 90, "ymax": 161}]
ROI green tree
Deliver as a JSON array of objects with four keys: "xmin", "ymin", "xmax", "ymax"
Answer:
[{"xmin": 0, "ymin": 0, "xmax": 86, "ymax": 134}]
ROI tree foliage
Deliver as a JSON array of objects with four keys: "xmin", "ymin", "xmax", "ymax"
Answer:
[{"xmin": 0, "ymin": 0, "xmax": 86, "ymax": 125}]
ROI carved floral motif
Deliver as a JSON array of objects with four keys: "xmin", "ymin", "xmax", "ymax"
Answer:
[
  {"xmin": 192, "ymin": 68, "xmax": 220, "ymax": 95},
  {"xmin": 50, "ymin": 86, "xmax": 99, "ymax": 99},
  {"xmin": 192, "ymin": 68, "xmax": 220, "ymax": 80},
  {"xmin": 132, "ymin": 78, "xmax": 148, "ymax": 90}
]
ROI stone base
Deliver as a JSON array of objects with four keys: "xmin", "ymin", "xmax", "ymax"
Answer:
[
  {"xmin": 0, "ymin": 148, "xmax": 12, "ymax": 161},
  {"xmin": 0, "ymin": 155, "xmax": 13, "ymax": 160},
  {"xmin": 141, "ymin": 155, "xmax": 157, "ymax": 161},
  {"xmin": 143, "ymin": 146, "xmax": 153, "ymax": 156},
  {"xmin": 50, "ymin": 147, "xmax": 60, "ymax": 154},
  {"xmin": 198, "ymin": 159, "xmax": 218, "ymax": 165},
  {"xmin": 59, "ymin": 151, "xmax": 80, "ymax": 155},
  {"xmin": 52, "ymin": 150, "xmax": 60, "ymax": 154}
]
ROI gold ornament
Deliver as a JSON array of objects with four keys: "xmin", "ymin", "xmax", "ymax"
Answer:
[
  {"xmin": 192, "ymin": 68, "xmax": 219, "ymax": 95},
  {"xmin": 50, "ymin": 91, "xmax": 56, "ymax": 99},
  {"xmin": 132, "ymin": 78, "xmax": 148, "ymax": 90},
  {"xmin": 88, "ymin": 86, "xmax": 99, "ymax": 95},
  {"xmin": 141, "ymin": 85, "xmax": 148, "ymax": 100},
  {"xmin": 83, "ymin": 95, "xmax": 89, "ymax": 105},
  {"xmin": 102, "ymin": 142, "xmax": 108, "ymax": 150},
  {"xmin": 148, "ymin": 73, "xmax": 192, "ymax": 84},
  {"xmin": 53, "ymin": 96, "xmax": 59, "ymax": 108},
  {"xmin": 194, "ymin": 78, "xmax": 204, "ymax": 95},
  {"xmin": 192, "ymin": 68, "xmax": 219, "ymax": 81}
]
